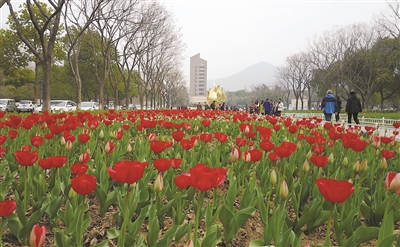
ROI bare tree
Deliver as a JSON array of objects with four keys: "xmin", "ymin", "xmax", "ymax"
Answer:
[
  {"xmin": 64, "ymin": 0, "xmax": 108, "ymax": 108},
  {"xmin": 5, "ymin": 0, "xmax": 65, "ymax": 111}
]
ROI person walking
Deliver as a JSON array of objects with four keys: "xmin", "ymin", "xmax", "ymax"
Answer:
[
  {"xmin": 321, "ymin": 89, "xmax": 337, "ymax": 122},
  {"xmin": 346, "ymin": 90, "xmax": 362, "ymax": 126},
  {"xmin": 264, "ymin": 98, "xmax": 271, "ymax": 115},
  {"xmin": 335, "ymin": 96, "xmax": 342, "ymax": 122}
]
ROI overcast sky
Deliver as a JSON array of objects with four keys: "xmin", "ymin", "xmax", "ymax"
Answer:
[
  {"xmin": 163, "ymin": 0, "xmax": 391, "ymax": 81},
  {"xmin": 1, "ymin": 0, "xmax": 392, "ymax": 83}
]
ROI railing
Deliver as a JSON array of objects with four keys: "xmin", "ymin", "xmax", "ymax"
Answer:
[{"xmin": 281, "ymin": 113, "xmax": 399, "ymax": 126}]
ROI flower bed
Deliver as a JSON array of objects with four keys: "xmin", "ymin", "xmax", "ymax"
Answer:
[{"xmin": 0, "ymin": 109, "xmax": 399, "ymax": 247}]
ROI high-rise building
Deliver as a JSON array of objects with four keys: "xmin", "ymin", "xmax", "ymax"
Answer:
[{"xmin": 190, "ymin": 53, "xmax": 207, "ymax": 97}]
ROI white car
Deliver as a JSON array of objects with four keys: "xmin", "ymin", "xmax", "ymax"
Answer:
[
  {"xmin": 80, "ymin": 101, "xmax": 99, "ymax": 111},
  {"xmin": 16, "ymin": 100, "xmax": 35, "ymax": 113},
  {"xmin": 35, "ymin": 100, "xmax": 77, "ymax": 113}
]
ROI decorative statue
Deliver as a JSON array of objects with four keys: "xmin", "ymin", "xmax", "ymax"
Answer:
[{"xmin": 206, "ymin": 83, "xmax": 227, "ymax": 107}]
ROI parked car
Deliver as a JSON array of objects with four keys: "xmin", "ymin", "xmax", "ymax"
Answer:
[
  {"xmin": 0, "ymin": 99, "xmax": 17, "ymax": 112},
  {"xmin": 80, "ymin": 101, "xmax": 100, "ymax": 111},
  {"xmin": 16, "ymin": 100, "xmax": 35, "ymax": 113},
  {"xmin": 35, "ymin": 100, "xmax": 77, "ymax": 113},
  {"xmin": 121, "ymin": 104, "xmax": 136, "ymax": 110}
]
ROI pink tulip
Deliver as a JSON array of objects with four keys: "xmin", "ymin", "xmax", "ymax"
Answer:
[{"xmin": 30, "ymin": 224, "xmax": 46, "ymax": 247}]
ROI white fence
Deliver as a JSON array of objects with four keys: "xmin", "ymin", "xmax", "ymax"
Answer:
[{"xmin": 282, "ymin": 113, "xmax": 399, "ymax": 126}]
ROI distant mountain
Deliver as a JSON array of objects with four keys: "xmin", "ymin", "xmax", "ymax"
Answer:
[{"xmin": 208, "ymin": 61, "xmax": 278, "ymax": 92}]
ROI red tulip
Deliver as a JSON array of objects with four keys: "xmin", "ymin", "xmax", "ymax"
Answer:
[
  {"xmin": 316, "ymin": 178, "xmax": 355, "ymax": 203},
  {"xmin": 71, "ymin": 162, "xmax": 89, "ymax": 175},
  {"xmin": 8, "ymin": 130, "xmax": 18, "ymax": 139},
  {"xmin": 214, "ymin": 132, "xmax": 228, "ymax": 142},
  {"xmin": 153, "ymin": 158, "xmax": 171, "ymax": 172},
  {"xmin": 174, "ymin": 173, "xmax": 191, "ymax": 189},
  {"xmin": 14, "ymin": 150, "xmax": 38, "ymax": 166},
  {"xmin": 235, "ymin": 137, "xmax": 247, "ymax": 147},
  {"xmin": 393, "ymin": 122, "xmax": 400, "ymax": 129},
  {"xmin": 189, "ymin": 164, "xmax": 220, "ymax": 192},
  {"xmin": 268, "ymin": 152, "xmax": 279, "ymax": 162},
  {"xmin": 201, "ymin": 119, "xmax": 211, "ymax": 127},
  {"xmin": 288, "ymin": 125, "xmax": 298, "ymax": 134},
  {"xmin": 172, "ymin": 131, "xmax": 185, "ymax": 142},
  {"xmin": 312, "ymin": 145, "xmax": 324, "ymax": 155},
  {"xmin": 310, "ymin": 154, "xmax": 329, "ymax": 167},
  {"xmin": 77, "ymin": 134, "xmax": 90, "ymax": 143},
  {"xmin": 180, "ymin": 139, "xmax": 194, "ymax": 150},
  {"xmin": 381, "ymin": 136, "xmax": 394, "ymax": 144},
  {"xmin": 71, "ymin": 174, "xmax": 97, "ymax": 195},
  {"xmin": 107, "ymin": 160, "xmax": 147, "ymax": 184},
  {"xmin": 260, "ymin": 141, "xmax": 274, "ymax": 152},
  {"xmin": 273, "ymin": 146, "xmax": 292, "ymax": 158},
  {"xmin": 88, "ymin": 119, "xmax": 98, "ymax": 129},
  {"xmin": 30, "ymin": 224, "xmax": 46, "ymax": 247},
  {"xmin": 349, "ymin": 139, "xmax": 368, "ymax": 152},
  {"xmin": 0, "ymin": 134, "xmax": 6, "ymax": 145},
  {"xmin": 248, "ymin": 149, "xmax": 263, "ymax": 162},
  {"xmin": 170, "ymin": 158, "xmax": 182, "ymax": 169},
  {"xmin": 150, "ymin": 141, "xmax": 168, "ymax": 154},
  {"xmin": 0, "ymin": 199, "xmax": 16, "ymax": 217},
  {"xmin": 381, "ymin": 149, "xmax": 396, "ymax": 160},
  {"xmin": 0, "ymin": 147, "xmax": 5, "ymax": 157},
  {"xmin": 200, "ymin": 133, "xmax": 213, "ymax": 143},
  {"xmin": 30, "ymin": 135, "xmax": 44, "ymax": 147},
  {"xmin": 38, "ymin": 158, "xmax": 53, "ymax": 170}
]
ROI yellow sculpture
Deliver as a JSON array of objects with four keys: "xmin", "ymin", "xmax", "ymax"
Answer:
[{"xmin": 206, "ymin": 83, "xmax": 227, "ymax": 106}]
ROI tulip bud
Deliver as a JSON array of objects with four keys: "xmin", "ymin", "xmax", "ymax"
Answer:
[
  {"xmin": 65, "ymin": 140, "xmax": 72, "ymax": 151},
  {"xmin": 242, "ymin": 152, "xmax": 251, "ymax": 162},
  {"xmin": 280, "ymin": 180, "xmax": 289, "ymax": 199},
  {"xmin": 389, "ymin": 174, "xmax": 400, "ymax": 193},
  {"xmin": 105, "ymin": 142, "xmax": 112, "ymax": 154},
  {"xmin": 359, "ymin": 158, "xmax": 368, "ymax": 172},
  {"xmin": 375, "ymin": 149, "xmax": 380, "ymax": 156},
  {"xmin": 68, "ymin": 188, "xmax": 77, "ymax": 199},
  {"xmin": 126, "ymin": 143, "xmax": 132, "ymax": 153},
  {"xmin": 30, "ymin": 224, "xmax": 46, "ymax": 247},
  {"xmin": 244, "ymin": 125, "xmax": 250, "ymax": 134},
  {"xmin": 353, "ymin": 160, "xmax": 360, "ymax": 172},
  {"xmin": 148, "ymin": 133, "xmax": 156, "ymax": 141},
  {"xmin": 185, "ymin": 239, "xmax": 194, "ymax": 247},
  {"xmin": 270, "ymin": 169, "xmax": 277, "ymax": 185},
  {"xmin": 328, "ymin": 153, "xmax": 334, "ymax": 164},
  {"xmin": 380, "ymin": 158, "xmax": 388, "ymax": 170},
  {"xmin": 297, "ymin": 142, "xmax": 301, "ymax": 149},
  {"xmin": 99, "ymin": 130, "xmax": 104, "ymax": 139},
  {"xmin": 283, "ymin": 136, "xmax": 289, "ymax": 142},
  {"xmin": 306, "ymin": 151, "xmax": 312, "ymax": 160},
  {"xmin": 229, "ymin": 148, "xmax": 241, "ymax": 162},
  {"xmin": 342, "ymin": 157, "xmax": 348, "ymax": 166},
  {"xmin": 194, "ymin": 125, "xmax": 199, "ymax": 132},
  {"xmin": 302, "ymin": 159, "xmax": 310, "ymax": 172},
  {"xmin": 348, "ymin": 178, "xmax": 353, "ymax": 184},
  {"xmin": 154, "ymin": 173, "xmax": 164, "ymax": 193},
  {"xmin": 109, "ymin": 130, "xmax": 116, "ymax": 138},
  {"xmin": 60, "ymin": 136, "xmax": 66, "ymax": 146}
]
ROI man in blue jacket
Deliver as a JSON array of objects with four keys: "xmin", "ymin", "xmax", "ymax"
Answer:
[{"xmin": 321, "ymin": 89, "xmax": 337, "ymax": 122}]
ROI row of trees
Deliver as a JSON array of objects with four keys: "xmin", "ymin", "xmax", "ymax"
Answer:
[
  {"xmin": 275, "ymin": 2, "xmax": 400, "ymax": 110},
  {"xmin": 0, "ymin": 0, "xmax": 189, "ymax": 110}
]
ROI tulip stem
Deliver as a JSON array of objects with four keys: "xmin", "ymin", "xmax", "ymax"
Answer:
[
  {"xmin": 194, "ymin": 191, "xmax": 205, "ymax": 247},
  {"xmin": 23, "ymin": 166, "xmax": 29, "ymax": 213},
  {"xmin": 118, "ymin": 186, "xmax": 130, "ymax": 247},
  {"xmin": 0, "ymin": 217, "xmax": 3, "ymax": 247},
  {"xmin": 323, "ymin": 203, "xmax": 334, "ymax": 247},
  {"xmin": 77, "ymin": 197, "xmax": 86, "ymax": 247}
]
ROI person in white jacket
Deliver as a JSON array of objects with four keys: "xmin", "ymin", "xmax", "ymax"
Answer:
[{"xmin": 275, "ymin": 98, "xmax": 284, "ymax": 116}]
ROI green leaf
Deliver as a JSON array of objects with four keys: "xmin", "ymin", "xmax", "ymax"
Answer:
[
  {"xmin": 156, "ymin": 225, "xmax": 178, "ymax": 247},
  {"xmin": 249, "ymin": 240, "xmax": 265, "ymax": 247},
  {"xmin": 91, "ymin": 240, "xmax": 109, "ymax": 247},
  {"xmin": 235, "ymin": 207, "xmax": 255, "ymax": 228},
  {"xmin": 106, "ymin": 227, "xmax": 120, "ymax": 239},
  {"xmin": 201, "ymin": 228, "xmax": 221, "ymax": 247},
  {"xmin": 342, "ymin": 227, "xmax": 379, "ymax": 247},
  {"xmin": 219, "ymin": 203, "xmax": 233, "ymax": 235},
  {"xmin": 378, "ymin": 234, "xmax": 397, "ymax": 247},
  {"xmin": 7, "ymin": 214, "xmax": 22, "ymax": 240},
  {"xmin": 378, "ymin": 210, "xmax": 394, "ymax": 244},
  {"xmin": 147, "ymin": 210, "xmax": 160, "ymax": 247}
]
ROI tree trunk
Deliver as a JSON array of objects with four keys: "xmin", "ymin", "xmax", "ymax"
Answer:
[{"xmin": 42, "ymin": 59, "xmax": 52, "ymax": 111}]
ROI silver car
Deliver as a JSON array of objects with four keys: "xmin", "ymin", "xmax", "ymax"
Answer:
[
  {"xmin": 0, "ymin": 99, "xmax": 17, "ymax": 112},
  {"xmin": 35, "ymin": 100, "xmax": 77, "ymax": 113},
  {"xmin": 80, "ymin": 101, "xmax": 99, "ymax": 111}
]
